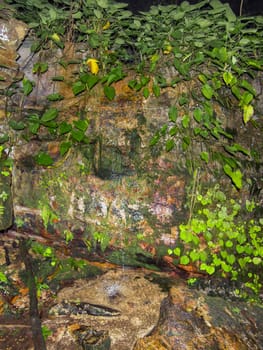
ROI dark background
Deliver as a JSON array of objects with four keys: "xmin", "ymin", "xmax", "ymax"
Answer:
[{"xmin": 117, "ymin": 0, "xmax": 263, "ymax": 16}]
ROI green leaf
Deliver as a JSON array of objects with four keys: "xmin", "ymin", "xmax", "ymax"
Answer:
[
  {"xmin": 173, "ymin": 247, "xmax": 181, "ymax": 256},
  {"xmin": 89, "ymin": 33, "xmax": 100, "ymax": 48},
  {"xmin": 35, "ymin": 152, "xmax": 53, "ymax": 166},
  {"xmin": 213, "ymin": 256, "xmax": 222, "ymax": 266},
  {"xmin": 0, "ymin": 134, "xmax": 9, "ymax": 144},
  {"xmin": 97, "ymin": 0, "xmax": 108, "ymax": 9},
  {"xmin": 226, "ymin": 254, "xmax": 236, "ymax": 265},
  {"xmin": 182, "ymin": 136, "xmax": 190, "ymax": 151},
  {"xmin": 80, "ymin": 73, "xmax": 99, "ymax": 90},
  {"xmin": 182, "ymin": 114, "xmax": 190, "ymax": 128},
  {"xmin": 198, "ymin": 74, "xmax": 207, "ymax": 84},
  {"xmin": 29, "ymin": 122, "xmax": 40, "ymax": 134},
  {"xmin": 72, "ymin": 11, "xmax": 82, "ymax": 19},
  {"xmin": 180, "ymin": 255, "xmax": 190, "ymax": 265},
  {"xmin": 212, "ymin": 47, "xmax": 228, "ymax": 63},
  {"xmin": 54, "ymin": 40, "xmax": 64, "ymax": 49},
  {"xmin": 143, "ymin": 87, "xmax": 150, "ymax": 99},
  {"xmin": 252, "ymin": 257, "xmax": 262, "ymax": 265},
  {"xmin": 223, "ymin": 71, "xmax": 234, "ymax": 85},
  {"xmin": 32, "ymin": 62, "xmax": 48, "ymax": 74},
  {"xmin": 104, "ymin": 86, "xmax": 116, "ymax": 100},
  {"xmin": 22, "ymin": 79, "xmax": 33, "ymax": 96},
  {"xmin": 240, "ymin": 92, "xmax": 253, "ymax": 107},
  {"xmin": 152, "ymin": 84, "xmax": 160, "ymax": 97},
  {"xmin": 231, "ymin": 85, "xmax": 242, "ymax": 100},
  {"xmin": 224, "ymin": 143, "xmax": 250, "ymax": 156},
  {"xmin": 8, "ymin": 120, "xmax": 25, "ymax": 130},
  {"xmin": 60, "ymin": 141, "xmax": 71, "ymax": 156},
  {"xmin": 169, "ymin": 126, "xmax": 179, "ymax": 136},
  {"xmin": 128, "ymin": 79, "xmax": 138, "ymax": 90},
  {"xmin": 243, "ymin": 105, "xmax": 254, "ymax": 124},
  {"xmin": 200, "ymin": 151, "xmax": 209, "ymax": 163},
  {"xmin": 94, "ymin": 9, "xmax": 103, "ymax": 18},
  {"xmin": 47, "ymin": 93, "xmax": 64, "ymax": 101},
  {"xmin": 223, "ymin": 164, "xmax": 242, "ymax": 189},
  {"xmin": 51, "ymin": 76, "xmax": 65, "ymax": 82},
  {"xmin": 197, "ymin": 19, "xmax": 211, "ymax": 28},
  {"xmin": 225, "ymin": 4, "xmax": 236, "ymax": 22},
  {"xmin": 71, "ymin": 129, "xmax": 84, "ymax": 142},
  {"xmin": 246, "ymin": 59, "xmax": 262, "ymax": 70},
  {"xmin": 165, "ymin": 139, "xmax": 175, "ymax": 152},
  {"xmin": 0, "ymin": 271, "xmax": 7, "ymax": 283},
  {"xmin": 239, "ymin": 80, "xmax": 256, "ymax": 96},
  {"xmin": 72, "ymin": 81, "xmax": 86, "ymax": 95},
  {"xmin": 200, "ymin": 263, "xmax": 215, "ymax": 275},
  {"xmin": 173, "ymin": 58, "xmax": 190, "ymax": 76},
  {"xmin": 41, "ymin": 108, "xmax": 58, "ymax": 122},
  {"xmin": 193, "ymin": 108, "xmax": 202, "ymax": 123},
  {"xmin": 140, "ymin": 76, "xmax": 150, "ymax": 86},
  {"xmin": 189, "ymin": 250, "xmax": 200, "ymax": 262},
  {"xmin": 201, "ymin": 84, "xmax": 214, "ymax": 99},
  {"xmin": 236, "ymin": 245, "xmax": 245, "ymax": 254},
  {"xmin": 30, "ymin": 41, "xmax": 41, "ymax": 53},
  {"xmin": 150, "ymin": 134, "xmax": 160, "ymax": 146},
  {"xmin": 58, "ymin": 121, "xmax": 72, "ymax": 135},
  {"xmin": 179, "ymin": 95, "xmax": 189, "ymax": 106},
  {"xmin": 221, "ymin": 262, "xmax": 232, "ymax": 272},
  {"xmin": 73, "ymin": 120, "xmax": 89, "ymax": 131},
  {"xmin": 168, "ymin": 105, "xmax": 178, "ymax": 122}
]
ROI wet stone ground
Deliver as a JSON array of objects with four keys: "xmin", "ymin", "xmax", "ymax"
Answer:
[{"xmin": 0, "ymin": 233, "xmax": 263, "ymax": 350}]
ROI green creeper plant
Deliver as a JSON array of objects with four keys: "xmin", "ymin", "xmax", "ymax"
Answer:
[
  {"xmin": 3, "ymin": 0, "xmax": 262, "ymax": 179},
  {"xmin": 1, "ymin": 0, "xmax": 262, "ymax": 298},
  {"xmin": 168, "ymin": 185, "xmax": 263, "ymax": 299},
  {"xmin": 92, "ymin": 231, "xmax": 111, "ymax": 252}
]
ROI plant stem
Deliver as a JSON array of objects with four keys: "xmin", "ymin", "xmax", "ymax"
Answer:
[
  {"xmin": 239, "ymin": 0, "xmax": 244, "ymax": 16},
  {"xmin": 19, "ymin": 238, "xmax": 47, "ymax": 350}
]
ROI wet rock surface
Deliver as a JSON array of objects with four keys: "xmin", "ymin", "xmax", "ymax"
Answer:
[
  {"xmin": 134, "ymin": 284, "xmax": 263, "ymax": 350},
  {"xmin": 0, "ymin": 235, "xmax": 263, "ymax": 350},
  {"xmin": 46, "ymin": 269, "xmax": 166, "ymax": 350},
  {"xmin": 0, "ymin": 16, "xmax": 28, "ymax": 90},
  {"xmin": 0, "ymin": 14, "xmax": 28, "ymax": 231}
]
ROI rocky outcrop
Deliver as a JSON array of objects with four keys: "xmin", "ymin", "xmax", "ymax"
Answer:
[
  {"xmin": 0, "ymin": 14, "xmax": 28, "ymax": 230},
  {"xmin": 134, "ymin": 283, "xmax": 263, "ymax": 350},
  {"xmin": 0, "ymin": 16, "xmax": 28, "ymax": 91},
  {"xmin": 11, "ymin": 73, "xmax": 188, "ymax": 246},
  {"xmin": 0, "ymin": 14, "xmax": 262, "ymax": 254}
]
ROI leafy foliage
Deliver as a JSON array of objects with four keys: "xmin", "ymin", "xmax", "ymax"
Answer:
[
  {"xmin": 1, "ymin": 0, "xmax": 263, "ymax": 298},
  {"xmin": 3, "ymin": 0, "xmax": 262, "ymax": 174},
  {"xmin": 168, "ymin": 185, "xmax": 263, "ymax": 299}
]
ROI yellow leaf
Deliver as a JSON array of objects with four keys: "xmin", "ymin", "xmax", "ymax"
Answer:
[
  {"xmin": 51, "ymin": 33, "xmax": 61, "ymax": 42},
  {"xmin": 243, "ymin": 104, "xmax": 254, "ymax": 123},
  {"xmin": 86, "ymin": 58, "xmax": 99, "ymax": 75},
  {"xmin": 163, "ymin": 44, "xmax": 172, "ymax": 55},
  {"xmin": 151, "ymin": 54, "xmax": 159, "ymax": 63},
  {"xmin": 102, "ymin": 21, "xmax": 110, "ymax": 30},
  {"xmin": 68, "ymin": 323, "xmax": 81, "ymax": 333}
]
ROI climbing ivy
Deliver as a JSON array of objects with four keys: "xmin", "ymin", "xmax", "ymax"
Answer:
[
  {"xmin": 2, "ymin": 0, "xmax": 262, "ymax": 175},
  {"xmin": 1, "ymin": 0, "xmax": 262, "ymax": 297}
]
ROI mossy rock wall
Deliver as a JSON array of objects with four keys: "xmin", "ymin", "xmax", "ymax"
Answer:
[
  {"xmin": 0, "ymin": 22, "xmax": 262, "ymax": 250},
  {"xmin": 11, "ymin": 75, "xmax": 188, "ymax": 245}
]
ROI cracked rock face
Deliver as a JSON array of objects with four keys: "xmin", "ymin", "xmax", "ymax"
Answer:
[
  {"xmin": 0, "ymin": 17, "xmax": 28, "ymax": 90},
  {"xmin": 134, "ymin": 284, "xmax": 263, "ymax": 350},
  {"xmin": 45, "ymin": 269, "xmax": 166, "ymax": 350}
]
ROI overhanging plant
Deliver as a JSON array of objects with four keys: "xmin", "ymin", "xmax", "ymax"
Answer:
[{"xmin": 0, "ymin": 0, "xmax": 262, "ymax": 299}]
